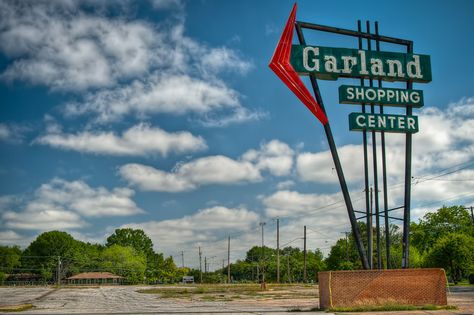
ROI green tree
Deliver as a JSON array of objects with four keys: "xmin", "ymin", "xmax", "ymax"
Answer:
[
  {"xmin": 100, "ymin": 245, "xmax": 146, "ymax": 284},
  {"xmin": 424, "ymin": 233, "xmax": 474, "ymax": 284},
  {"xmin": 22, "ymin": 231, "xmax": 81, "ymax": 281},
  {"xmin": 154, "ymin": 256, "xmax": 181, "ymax": 283},
  {"xmin": 0, "ymin": 245, "xmax": 22, "ymax": 272},
  {"xmin": 0, "ymin": 245, "xmax": 22, "ymax": 284},
  {"xmin": 411, "ymin": 206, "xmax": 474, "ymax": 254},
  {"xmin": 66, "ymin": 242, "xmax": 103, "ymax": 276},
  {"xmin": 325, "ymin": 238, "xmax": 357, "ymax": 270},
  {"xmin": 106, "ymin": 228, "xmax": 154, "ymax": 258}
]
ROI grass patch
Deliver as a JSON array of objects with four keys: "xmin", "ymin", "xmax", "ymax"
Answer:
[
  {"xmin": 0, "ymin": 304, "xmax": 33, "ymax": 312},
  {"xmin": 329, "ymin": 304, "xmax": 457, "ymax": 312},
  {"xmin": 137, "ymin": 283, "xmax": 317, "ymax": 300}
]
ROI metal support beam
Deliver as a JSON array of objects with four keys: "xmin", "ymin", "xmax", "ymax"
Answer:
[
  {"xmin": 297, "ymin": 21, "xmax": 412, "ymax": 45},
  {"xmin": 296, "ymin": 23, "xmax": 369, "ymax": 270},
  {"xmin": 375, "ymin": 21, "xmax": 391, "ymax": 269},
  {"xmin": 402, "ymin": 42, "xmax": 414, "ymax": 269},
  {"xmin": 357, "ymin": 20, "xmax": 372, "ymax": 270}
]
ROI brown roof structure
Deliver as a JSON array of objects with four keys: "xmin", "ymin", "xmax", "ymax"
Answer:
[{"xmin": 67, "ymin": 272, "xmax": 123, "ymax": 280}]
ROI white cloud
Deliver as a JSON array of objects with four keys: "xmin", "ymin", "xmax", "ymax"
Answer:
[
  {"xmin": 262, "ymin": 190, "xmax": 343, "ymax": 218},
  {"xmin": 295, "ymin": 98, "xmax": 474, "ymax": 222},
  {"xmin": 1, "ymin": 178, "xmax": 144, "ymax": 231},
  {"xmin": 0, "ymin": 230, "xmax": 28, "ymax": 246},
  {"xmin": 64, "ymin": 74, "xmax": 242, "ymax": 123},
  {"xmin": 0, "ymin": 2, "xmax": 157, "ymax": 90},
  {"xmin": 35, "ymin": 123, "xmax": 207, "ymax": 157},
  {"xmin": 242, "ymin": 140, "xmax": 294, "ymax": 176},
  {"xmin": 122, "ymin": 206, "xmax": 259, "ymax": 258},
  {"xmin": 200, "ymin": 47, "xmax": 252, "ymax": 75},
  {"xmin": 3, "ymin": 207, "xmax": 85, "ymax": 231},
  {"xmin": 120, "ymin": 156, "xmax": 262, "ymax": 192},
  {"xmin": 0, "ymin": 1, "xmax": 260, "ymax": 127},
  {"xmin": 276, "ymin": 180, "xmax": 295, "ymax": 190},
  {"xmin": 199, "ymin": 107, "xmax": 268, "ymax": 128},
  {"xmin": 297, "ymin": 144, "xmax": 364, "ymax": 184},
  {"xmin": 297, "ymin": 98, "xmax": 474, "ymax": 185},
  {"xmin": 411, "ymin": 169, "xmax": 474, "ymax": 205},
  {"xmin": 120, "ymin": 140, "xmax": 294, "ymax": 192}
]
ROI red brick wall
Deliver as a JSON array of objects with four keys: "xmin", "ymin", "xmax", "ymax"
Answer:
[{"xmin": 318, "ymin": 268, "xmax": 447, "ymax": 309}]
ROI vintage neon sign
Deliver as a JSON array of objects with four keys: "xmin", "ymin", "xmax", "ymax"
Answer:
[
  {"xmin": 339, "ymin": 85, "xmax": 424, "ymax": 107},
  {"xmin": 291, "ymin": 46, "xmax": 432, "ymax": 83},
  {"xmin": 349, "ymin": 113, "xmax": 419, "ymax": 133}
]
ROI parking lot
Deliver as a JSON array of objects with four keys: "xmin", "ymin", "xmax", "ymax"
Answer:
[{"xmin": 0, "ymin": 285, "xmax": 473, "ymax": 314}]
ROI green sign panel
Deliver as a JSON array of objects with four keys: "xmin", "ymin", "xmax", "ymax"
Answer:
[
  {"xmin": 291, "ymin": 45, "xmax": 432, "ymax": 83},
  {"xmin": 349, "ymin": 112, "xmax": 419, "ymax": 133},
  {"xmin": 339, "ymin": 85, "xmax": 424, "ymax": 107}
]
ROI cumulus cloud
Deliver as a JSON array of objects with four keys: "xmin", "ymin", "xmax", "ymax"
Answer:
[
  {"xmin": 297, "ymin": 144, "xmax": 365, "ymax": 184},
  {"xmin": 0, "ymin": 230, "xmax": 28, "ymax": 246},
  {"xmin": 262, "ymin": 190, "xmax": 344, "ymax": 218},
  {"xmin": 122, "ymin": 206, "xmax": 259, "ymax": 255},
  {"xmin": 242, "ymin": 140, "xmax": 294, "ymax": 176},
  {"xmin": 297, "ymin": 98, "xmax": 474, "ymax": 184},
  {"xmin": 200, "ymin": 47, "xmax": 252, "ymax": 75},
  {"xmin": 119, "ymin": 140, "xmax": 294, "ymax": 192},
  {"xmin": 120, "ymin": 156, "xmax": 262, "ymax": 192},
  {"xmin": 295, "ymin": 98, "xmax": 474, "ymax": 221},
  {"xmin": 35, "ymin": 123, "xmax": 207, "ymax": 157},
  {"xmin": 0, "ymin": 1, "xmax": 258, "ymax": 126},
  {"xmin": 1, "ymin": 178, "xmax": 144, "ymax": 231},
  {"xmin": 276, "ymin": 180, "xmax": 295, "ymax": 190},
  {"xmin": 0, "ymin": 2, "xmax": 156, "ymax": 90},
  {"xmin": 64, "ymin": 74, "xmax": 242, "ymax": 123}
]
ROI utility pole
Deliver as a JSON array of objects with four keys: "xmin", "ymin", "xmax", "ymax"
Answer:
[
  {"xmin": 259, "ymin": 222, "xmax": 266, "ymax": 288},
  {"xmin": 276, "ymin": 218, "xmax": 280, "ymax": 284},
  {"xmin": 204, "ymin": 256, "xmax": 207, "ymax": 274},
  {"xmin": 303, "ymin": 225, "xmax": 307, "ymax": 283},
  {"xmin": 369, "ymin": 187, "xmax": 373, "ymax": 269},
  {"xmin": 256, "ymin": 263, "xmax": 259, "ymax": 282},
  {"xmin": 342, "ymin": 231, "xmax": 349, "ymax": 261},
  {"xmin": 470, "ymin": 206, "xmax": 474, "ymax": 225},
  {"xmin": 56, "ymin": 256, "xmax": 61, "ymax": 287},
  {"xmin": 181, "ymin": 251, "xmax": 184, "ymax": 268},
  {"xmin": 227, "ymin": 236, "xmax": 231, "ymax": 284},
  {"xmin": 199, "ymin": 247, "xmax": 202, "ymax": 283},
  {"xmin": 287, "ymin": 255, "xmax": 291, "ymax": 283}
]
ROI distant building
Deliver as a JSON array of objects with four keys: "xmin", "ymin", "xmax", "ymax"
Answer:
[
  {"xmin": 182, "ymin": 276, "xmax": 194, "ymax": 284},
  {"xmin": 4, "ymin": 273, "xmax": 42, "ymax": 285},
  {"xmin": 66, "ymin": 272, "xmax": 123, "ymax": 285}
]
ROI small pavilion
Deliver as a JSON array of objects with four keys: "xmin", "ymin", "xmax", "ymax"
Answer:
[{"xmin": 66, "ymin": 272, "xmax": 123, "ymax": 285}]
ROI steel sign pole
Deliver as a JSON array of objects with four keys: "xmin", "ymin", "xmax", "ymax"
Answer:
[
  {"xmin": 294, "ymin": 23, "xmax": 370, "ymax": 270},
  {"xmin": 366, "ymin": 21, "xmax": 382, "ymax": 270},
  {"xmin": 402, "ymin": 42, "xmax": 414, "ymax": 269},
  {"xmin": 357, "ymin": 20, "xmax": 372, "ymax": 269},
  {"xmin": 375, "ymin": 21, "xmax": 391, "ymax": 269}
]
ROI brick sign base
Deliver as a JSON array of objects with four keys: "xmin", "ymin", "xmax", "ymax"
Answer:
[{"xmin": 318, "ymin": 268, "xmax": 447, "ymax": 309}]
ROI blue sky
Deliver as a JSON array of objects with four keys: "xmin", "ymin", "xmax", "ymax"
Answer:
[{"xmin": 1, "ymin": 0, "xmax": 473, "ymax": 269}]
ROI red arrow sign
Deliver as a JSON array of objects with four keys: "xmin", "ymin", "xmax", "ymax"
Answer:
[{"xmin": 269, "ymin": 4, "xmax": 328, "ymax": 125}]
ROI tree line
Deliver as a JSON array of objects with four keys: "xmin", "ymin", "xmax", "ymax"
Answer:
[
  {"xmin": 1, "ymin": 205, "xmax": 473, "ymax": 285},
  {"xmin": 0, "ymin": 228, "xmax": 187, "ymax": 284}
]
